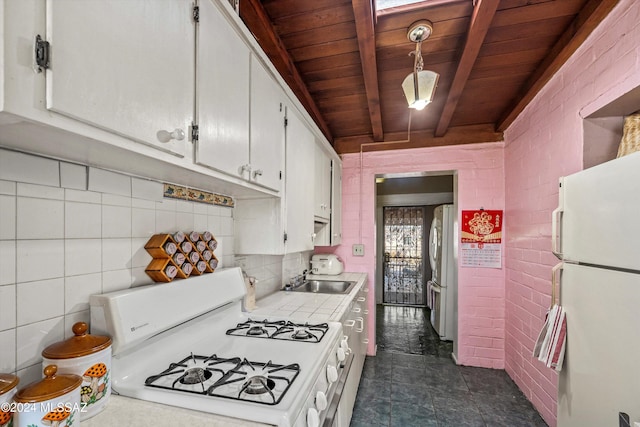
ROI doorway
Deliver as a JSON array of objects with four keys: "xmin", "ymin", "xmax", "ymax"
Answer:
[{"xmin": 382, "ymin": 206, "xmax": 426, "ymax": 305}]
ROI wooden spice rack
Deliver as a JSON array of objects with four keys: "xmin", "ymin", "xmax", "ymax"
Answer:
[{"xmin": 144, "ymin": 231, "xmax": 219, "ymax": 283}]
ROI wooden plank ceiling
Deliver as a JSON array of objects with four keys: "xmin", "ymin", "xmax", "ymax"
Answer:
[{"xmin": 240, "ymin": 0, "xmax": 620, "ymax": 154}]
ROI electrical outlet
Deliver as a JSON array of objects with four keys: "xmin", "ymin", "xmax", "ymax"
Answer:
[{"xmin": 353, "ymin": 244, "xmax": 365, "ymax": 256}]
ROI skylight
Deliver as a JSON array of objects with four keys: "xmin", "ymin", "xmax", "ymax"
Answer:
[{"xmin": 376, "ymin": 0, "xmax": 463, "ymax": 12}]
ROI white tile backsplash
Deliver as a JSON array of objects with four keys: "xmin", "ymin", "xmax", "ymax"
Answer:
[
  {"xmin": 131, "ymin": 238, "xmax": 152, "ymax": 268},
  {"xmin": 65, "ymin": 202, "xmax": 102, "ymax": 238},
  {"xmin": 102, "ymin": 238, "xmax": 132, "ymax": 271},
  {"xmin": 132, "ymin": 208, "xmax": 156, "ymax": 237},
  {"xmin": 0, "ymin": 180, "xmax": 17, "ymax": 195},
  {"xmin": 60, "ymin": 163, "xmax": 87, "ymax": 190},
  {"xmin": 0, "ymin": 195, "xmax": 16, "ymax": 239},
  {"xmin": 65, "ymin": 273, "xmax": 102, "ymax": 314},
  {"xmin": 0, "ymin": 241, "xmax": 16, "ymax": 285},
  {"xmin": 65, "ymin": 188, "xmax": 101, "ymax": 204},
  {"xmin": 2, "ymin": 150, "xmax": 237, "ymax": 382},
  {"xmin": 102, "ymin": 269, "xmax": 133, "ymax": 293},
  {"xmin": 0, "ymin": 151, "xmax": 59, "ymax": 186},
  {"xmin": 0, "ymin": 329, "xmax": 16, "ymax": 371},
  {"xmin": 156, "ymin": 210, "xmax": 177, "ymax": 232},
  {"xmin": 176, "ymin": 212, "xmax": 195, "ymax": 231},
  {"xmin": 0, "ymin": 285, "xmax": 16, "ymax": 331},
  {"xmin": 65, "ymin": 239, "xmax": 102, "ymax": 276},
  {"xmin": 16, "ymin": 317, "xmax": 65, "ymax": 370},
  {"xmin": 16, "ymin": 240, "xmax": 64, "ymax": 283},
  {"xmin": 102, "ymin": 205, "xmax": 132, "ymax": 238},
  {"xmin": 17, "ymin": 198, "xmax": 64, "ymax": 239},
  {"xmin": 17, "ymin": 183, "xmax": 64, "ymax": 200},
  {"xmin": 89, "ymin": 167, "xmax": 131, "ymax": 197},
  {"xmin": 131, "ymin": 177, "xmax": 162, "ymax": 201},
  {"xmin": 17, "ymin": 278, "xmax": 65, "ymax": 326}
]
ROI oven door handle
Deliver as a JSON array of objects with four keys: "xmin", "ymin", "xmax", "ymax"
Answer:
[{"xmin": 322, "ymin": 353, "xmax": 355, "ymax": 427}]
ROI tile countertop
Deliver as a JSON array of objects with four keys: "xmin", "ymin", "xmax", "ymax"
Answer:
[
  {"xmin": 83, "ymin": 272, "xmax": 367, "ymax": 426},
  {"xmin": 249, "ymin": 272, "xmax": 368, "ymax": 323},
  {"xmin": 83, "ymin": 395, "xmax": 267, "ymax": 427}
]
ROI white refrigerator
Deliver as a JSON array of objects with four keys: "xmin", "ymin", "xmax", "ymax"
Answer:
[
  {"xmin": 554, "ymin": 152, "xmax": 640, "ymax": 427},
  {"xmin": 428, "ymin": 204, "xmax": 456, "ymax": 341}
]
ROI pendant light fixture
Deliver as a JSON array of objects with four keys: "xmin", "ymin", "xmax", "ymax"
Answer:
[{"xmin": 402, "ymin": 20, "xmax": 439, "ymax": 110}]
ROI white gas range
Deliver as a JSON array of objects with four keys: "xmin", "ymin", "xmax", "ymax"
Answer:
[{"xmin": 89, "ymin": 268, "xmax": 351, "ymax": 427}]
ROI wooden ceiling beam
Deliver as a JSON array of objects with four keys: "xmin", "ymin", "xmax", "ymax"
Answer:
[
  {"xmin": 352, "ymin": 0, "xmax": 384, "ymax": 141},
  {"xmin": 334, "ymin": 124, "xmax": 503, "ymax": 154},
  {"xmin": 239, "ymin": 0, "xmax": 333, "ymax": 142},
  {"xmin": 435, "ymin": 0, "xmax": 501, "ymax": 137},
  {"xmin": 497, "ymin": 0, "xmax": 621, "ymax": 131}
]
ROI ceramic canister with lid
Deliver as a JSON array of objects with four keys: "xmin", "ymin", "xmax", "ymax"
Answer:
[
  {"xmin": 0, "ymin": 373, "xmax": 19, "ymax": 426},
  {"xmin": 42, "ymin": 322, "xmax": 112, "ymax": 420},
  {"xmin": 13, "ymin": 365, "xmax": 82, "ymax": 427}
]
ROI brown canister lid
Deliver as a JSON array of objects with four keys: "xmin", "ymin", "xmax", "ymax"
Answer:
[
  {"xmin": 14, "ymin": 365, "xmax": 82, "ymax": 403},
  {"xmin": 42, "ymin": 322, "xmax": 112, "ymax": 359},
  {"xmin": 0, "ymin": 373, "xmax": 19, "ymax": 396}
]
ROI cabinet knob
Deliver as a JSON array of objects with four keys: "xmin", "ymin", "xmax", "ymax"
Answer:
[
  {"xmin": 239, "ymin": 164, "xmax": 251, "ymax": 175},
  {"xmin": 156, "ymin": 128, "xmax": 185, "ymax": 143},
  {"xmin": 252, "ymin": 169, "xmax": 263, "ymax": 178}
]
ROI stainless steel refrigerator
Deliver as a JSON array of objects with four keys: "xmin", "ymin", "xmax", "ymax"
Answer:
[
  {"xmin": 428, "ymin": 204, "xmax": 456, "ymax": 341},
  {"xmin": 553, "ymin": 152, "xmax": 640, "ymax": 426}
]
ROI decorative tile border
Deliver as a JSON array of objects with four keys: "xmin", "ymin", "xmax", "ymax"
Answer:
[{"xmin": 163, "ymin": 183, "xmax": 234, "ymax": 207}]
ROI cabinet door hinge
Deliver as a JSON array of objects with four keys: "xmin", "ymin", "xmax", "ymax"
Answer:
[
  {"xmin": 34, "ymin": 35, "xmax": 50, "ymax": 73},
  {"xmin": 193, "ymin": 5, "xmax": 200, "ymax": 23},
  {"xmin": 191, "ymin": 124, "xmax": 199, "ymax": 142},
  {"xmin": 283, "ymin": 233, "xmax": 288, "ymax": 243},
  {"xmin": 279, "ymin": 103, "xmax": 283, "ymax": 112},
  {"xmin": 284, "ymin": 117, "xmax": 288, "ymax": 127},
  {"xmin": 279, "ymin": 171, "xmax": 282, "ymax": 180}
]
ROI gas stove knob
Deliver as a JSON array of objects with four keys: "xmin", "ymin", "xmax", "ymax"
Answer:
[
  {"xmin": 327, "ymin": 365, "xmax": 338, "ymax": 383},
  {"xmin": 307, "ymin": 407, "xmax": 320, "ymax": 427},
  {"xmin": 337, "ymin": 347, "xmax": 346, "ymax": 362},
  {"xmin": 340, "ymin": 338, "xmax": 351, "ymax": 353},
  {"xmin": 315, "ymin": 391, "xmax": 328, "ymax": 411}
]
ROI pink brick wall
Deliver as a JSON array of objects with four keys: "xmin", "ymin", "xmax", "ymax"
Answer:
[
  {"xmin": 503, "ymin": 1, "xmax": 640, "ymax": 425},
  {"xmin": 319, "ymin": 143, "xmax": 506, "ymax": 368}
]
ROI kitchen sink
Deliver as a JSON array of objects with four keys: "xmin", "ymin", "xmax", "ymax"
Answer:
[{"xmin": 289, "ymin": 280, "xmax": 356, "ymax": 294}]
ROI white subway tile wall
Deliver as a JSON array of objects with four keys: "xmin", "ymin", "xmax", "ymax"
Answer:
[{"xmin": 0, "ymin": 152, "xmax": 237, "ymax": 381}]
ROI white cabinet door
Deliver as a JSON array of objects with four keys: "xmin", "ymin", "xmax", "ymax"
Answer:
[
  {"xmin": 284, "ymin": 108, "xmax": 314, "ymax": 253},
  {"xmin": 196, "ymin": 0, "xmax": 250, "ymax": 178},
  {"xmin": 250, "ymin": 56, "xmax": 284, "ymax": 191},
  {"xmin": 314, "ymin": 143, "xmax": 331, "ymax": 219},
  {"xmin": 330, "ymin": 160, "xmax": 343, "ymax": 245},
  {"xmin": 46, "ymin": 0, "xmax": 194, "ymax": 157}
]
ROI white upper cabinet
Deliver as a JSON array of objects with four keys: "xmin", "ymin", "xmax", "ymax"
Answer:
[
  {"xmin": 249, "ymin": 56, "xmax": 285, "ymax": 191},
  {"xmin": 195, "ymin": 0, "xmax": 251, "ymax": 177},
  {"xmin": 45, "ymin": 0, "xmax": 194, "ymax": 157},
  {"xmin": 314, "ymin": 143, "xmax": 332, "ymax": 220},
  {"xmin": 284, "ymin": 107, "xmax": 315, "ymax": 253},
  {"xmin": 195, "ymin": 1, "xmax": 283, "ymax": 192},
  {"xmin": 331, "ymin": 159, "xmax": 343, "ymax": 246}
]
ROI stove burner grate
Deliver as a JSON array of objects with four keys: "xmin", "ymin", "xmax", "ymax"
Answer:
[
  {"xmin": 145, "ymin": 355, "xmax": 300, "ymax": 405},
  {"xmin": 226, "ymin": 319, "xmax": 329, "ymax": 343}
]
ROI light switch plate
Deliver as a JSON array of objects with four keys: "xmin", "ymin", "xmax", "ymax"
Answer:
[{"xmin": 352, "ymin": 244, "xmax": 364, "ymax": 256}]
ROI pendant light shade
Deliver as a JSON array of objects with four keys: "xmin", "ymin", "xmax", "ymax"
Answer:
[
  {"xmin": 402, "ymin": 70, "xmax": 439, "ymax": 110},
  {"xmin": 402, "ymin": 20, "xmax": 438, "ymax": 110}
]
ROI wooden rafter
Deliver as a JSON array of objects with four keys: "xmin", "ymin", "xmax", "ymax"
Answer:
[
  {"xmin": 497, "ymin": 0, "xmax": 621, "ymax": 131},
  {"xmin": 239, "ymin": 0, "xmax": 334, "ymax": 142},
  {"xmin": 334, "ymin": 124, "xmax": 503, "ymax": 153},
  {"xmin": 352, "ymin": 0, "xmax": 384, "ymax": 141},
  {"xmin": 435, "ymin": 0, "xmax": 500, "ymax": 137}
]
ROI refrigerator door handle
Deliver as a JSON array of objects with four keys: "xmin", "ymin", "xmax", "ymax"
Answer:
[
  {"xmin": 551, "ymin": 206, "xmax": 563, "ymax": 259},
  {"xmin": 551, "ymin": 262, "xmax": 563, "ymax": 307}
]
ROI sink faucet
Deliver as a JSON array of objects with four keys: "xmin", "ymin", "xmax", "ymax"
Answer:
[{"xmin": 289, "ymin": 270, "xmax": 308, "ymax": 288}]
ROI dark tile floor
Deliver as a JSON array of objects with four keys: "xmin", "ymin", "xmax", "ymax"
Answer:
[{"xmin": 350, "ymin": 305, "xmax": 548, "ymax": 427}]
